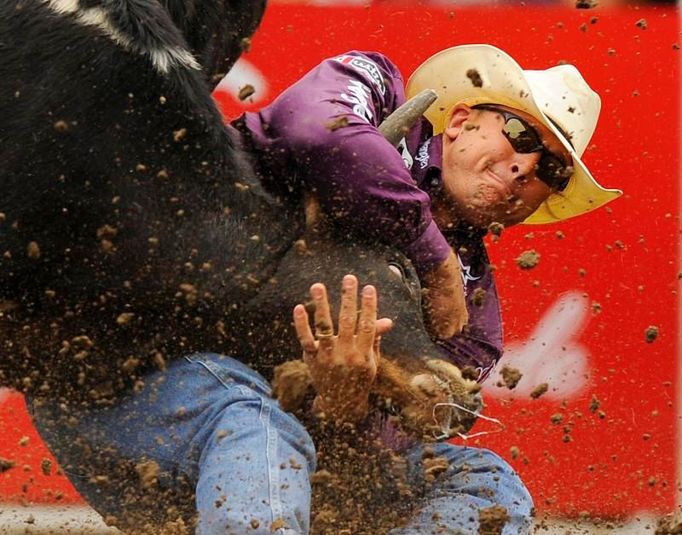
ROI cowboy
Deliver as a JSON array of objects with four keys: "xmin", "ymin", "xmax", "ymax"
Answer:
[
  {"xmin": 230, "ymin": 44, "xmax": 622, "ymax": 533},
  {"xmin": 233, "ymin": 44, "xmax": 621, "ymax": 384}
]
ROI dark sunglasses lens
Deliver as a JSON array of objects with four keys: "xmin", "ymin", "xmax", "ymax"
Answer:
[
  {"xmin": 503, "ymin": 117, "xmax": 542, "ymax": 153},
  {"xmin": 480, "ymin": 105, "xmax": 572, "ymax": 190},
  {"xmin": 537, "ymin": 154, "xmax": 570, "ymax": 190}
]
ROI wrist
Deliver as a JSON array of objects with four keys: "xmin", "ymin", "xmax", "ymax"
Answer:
[{"xmin": 424, "ymin": 250, "xmax": 459, "ymax": 285}]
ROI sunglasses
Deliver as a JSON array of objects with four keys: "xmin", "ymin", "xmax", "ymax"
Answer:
[{"xmin": 474, "ymin": 105, "xmax": 571, "ymax": 191}]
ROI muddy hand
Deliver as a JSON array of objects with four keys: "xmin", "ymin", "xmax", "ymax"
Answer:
[
  {"xmin": 293, "ymin": 274, "xmax": 393, "ymax": 423},
  {"xmin": 422, "ymin": 249, "xmax": 468, "ymax": 339}
]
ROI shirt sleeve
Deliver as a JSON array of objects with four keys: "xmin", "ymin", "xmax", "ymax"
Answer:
[{"xmin": 234, "ymin": 51, "xmax": 450, "ymax": 276}]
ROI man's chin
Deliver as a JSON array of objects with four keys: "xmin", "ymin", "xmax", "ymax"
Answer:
[
  {"xmin": 463, "ymin": 208, "xmax": 528, "ymax": 230},
  {"xmin": 461, "ymin": 202, "xmax": 504, "ymax": 228}
]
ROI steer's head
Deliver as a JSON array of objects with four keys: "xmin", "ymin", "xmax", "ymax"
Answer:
[{"xmin": 236, "ymin": 218, "xmax": 482, "ymax": 440}]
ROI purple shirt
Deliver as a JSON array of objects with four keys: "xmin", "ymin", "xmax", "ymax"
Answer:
[{"xmin": 233, "ymin": 51, "xmax": 503, "ymax": 380}]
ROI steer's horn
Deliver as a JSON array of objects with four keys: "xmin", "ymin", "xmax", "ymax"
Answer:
[{"xmin": 378, "ymin": 88, "xmax": 438, "ymax": 148}]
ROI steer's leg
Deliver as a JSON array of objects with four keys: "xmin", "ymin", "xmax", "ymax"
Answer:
[
  {"xmin": 388, "ymin": 443, "xmax": 533, "ymax": 535},
  {"xmin": 27, "ymin": 354, "xmax": 315, "ymax": 535}
]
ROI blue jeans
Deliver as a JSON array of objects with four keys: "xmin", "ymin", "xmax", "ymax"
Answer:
[{"xmin": 28, "ymin": 353, "xmax": 532, "ymax": 534}]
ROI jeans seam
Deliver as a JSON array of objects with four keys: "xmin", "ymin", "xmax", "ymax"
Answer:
[
  {"xmin": 187, "ymin": 357, "xmax": 237, "ymax": 390},
  {"xmin": 186, "ymin": 354, "xmax": 273, "ymax": 395},
  {"xmin": 262, "ymin": 398, "xmax": 287, "ymax": 530}
]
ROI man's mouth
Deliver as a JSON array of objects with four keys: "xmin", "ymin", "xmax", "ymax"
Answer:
[{"xmin": 482, "ymin": 170, "xmax": 511, "ymax": 202}]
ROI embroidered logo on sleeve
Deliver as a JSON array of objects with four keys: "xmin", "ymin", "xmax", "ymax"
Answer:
[
  {"xmin": 458, "ymin": 254, "xmax": 481, "ymax": 297},
  {"xmin": 341, "ymin": 79, "xmax": 373, "ymax": 123},
  {"xmin": 397, "ymin": 138, "xmax": 414, "ymax": 170},
  {"xmin": 415, "ymin": 138, "xmax": 431, "ymax": 170},
  {"xmin": 335, "ymin": 55, "xmax": 386, "ymax": 95}
]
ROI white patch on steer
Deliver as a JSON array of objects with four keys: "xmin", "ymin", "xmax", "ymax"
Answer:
[
  {"xmin": 44, "ymin": 0, "xmax": 79, "ymax": 12},
  {"xmin": 41, "ymin": 0, "xmax": 200, "ymax": 74},
  {"xmin": 149, "ymin": 46, "xmax": 200, "ymax": 75}
]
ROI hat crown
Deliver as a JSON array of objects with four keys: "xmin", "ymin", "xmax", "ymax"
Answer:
[{"xmin": 524, "ymin": 65, "xmax": 601, "ymax": 157}]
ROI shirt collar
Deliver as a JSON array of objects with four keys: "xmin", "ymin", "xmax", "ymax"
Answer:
[
  {"xmin": 411, "ymin": 133, "xmax": 443, "ymax": 195},
  {"xmin": 408, "ymin": 132, "xmax": 489, "ymax": 244}
]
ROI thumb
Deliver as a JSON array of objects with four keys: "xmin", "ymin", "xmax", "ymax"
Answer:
[
  {"xmin": 376, "ymin": 317, "xmax": 393, "ymax": 336},
  {"xmin": 373, "ymin": 318, "xmax": 393, "ymax": 361}
]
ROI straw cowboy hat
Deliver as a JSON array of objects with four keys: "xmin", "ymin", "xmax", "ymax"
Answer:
[{"xmin": 406, "ymin": 44, "xmax": 622, "ymax": 224}]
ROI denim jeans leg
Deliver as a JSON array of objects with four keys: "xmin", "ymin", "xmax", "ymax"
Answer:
[
  {"xmin": 27, "ymin": 353, "xmax": 316, "ymax": 535},
  {"xmin": 388, "ymin": 443, "xmax": 533, "ymax": 535},
  {"xmin": 186, "ymin": 355, "xmax": 316, "ymax": 535}
]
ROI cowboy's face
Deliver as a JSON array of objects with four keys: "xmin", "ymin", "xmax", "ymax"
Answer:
[{"xmin": 439, "ymin": 103, "xmax": 572, "ymax": 229}]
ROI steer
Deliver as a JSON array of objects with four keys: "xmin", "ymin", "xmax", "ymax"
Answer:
[
  {"xmin": 0, "ymin": 0, "xmax": 283, "ymax": 402},
  {"xmin": 0, "ymin": 0, "xmax": 478, "ymax": 438}
]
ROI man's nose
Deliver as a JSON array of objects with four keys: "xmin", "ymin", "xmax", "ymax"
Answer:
[{"xmin": 509, "ymin": 153, "xmax": 541, "ymax": 182}]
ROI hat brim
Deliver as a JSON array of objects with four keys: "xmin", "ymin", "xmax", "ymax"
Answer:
[{"xmin": 406, "ymin": 44, "xmax": 621, "ymax": 224}]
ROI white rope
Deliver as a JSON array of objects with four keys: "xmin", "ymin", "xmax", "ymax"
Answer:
[{"xmin": 431, "ymin": 401, "xmax": 505, "ymax": 441}]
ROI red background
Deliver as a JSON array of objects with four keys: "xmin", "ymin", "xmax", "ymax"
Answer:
[{"xmin": 1, "ymin": 3, "xmax": 679, "ymax": 519}]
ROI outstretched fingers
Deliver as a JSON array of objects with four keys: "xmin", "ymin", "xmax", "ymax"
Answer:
[
  {"xmin": 337, "ymin": 274, "xmax": 358, "ymax": 347},
  {"xmin": 294, "ymin": 276, "xmax": 393, "ymax": 369},
  {"xmin": 355, "ymin": 285, "xmax": 377, "ymax": 359},
  {"xmin": 311, "ymin": 282, "xmax": 335, "ymax": 352},
  {"xmin": 293, "ymin": 304, "xmax": 316, "ymax": 357}
]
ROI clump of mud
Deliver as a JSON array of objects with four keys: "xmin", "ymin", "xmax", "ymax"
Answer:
[
  {"xmin": 530, "ymin": 382, "xmax": 549, "ymax": 399},
  {"xmin": 645, "ymin": 325, "xmax": 659, "ymax": 343},
  {"xmin": 0, "ymin": 457, "xmax": 16, "ymax": 472},
  {"xmin": 516, "ymin": 250, "xmax": 540, "ymax": 270},
  {"xmin": 498, "ymin": 365, "xmax": 522, "ymax": 390},
  {"xmin": 479, "ymin": 504, "xmax": 510, "ymax": 534}
]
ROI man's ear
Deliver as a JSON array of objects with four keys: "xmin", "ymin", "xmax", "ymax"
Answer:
[{"xmin": 443, "ymin": 104, "xmax": 474, "ymax": 141}]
